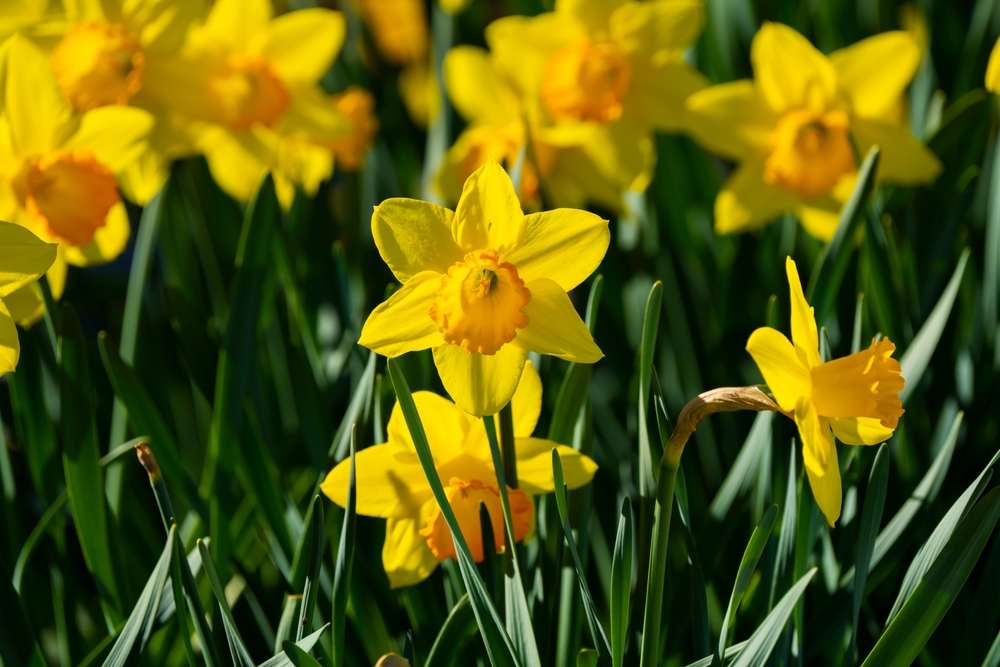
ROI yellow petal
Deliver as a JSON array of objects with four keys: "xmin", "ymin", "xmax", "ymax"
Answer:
[
  {"xmin": 387, "ymin": 391, "xmax": 472, "ymax": 462},
  {"xmin": 3, "ymin": 35, "xmax": 73, "ymax": 153},
  {"xmin": 280, "ymin": 86, "xmax": 352, "ymax": 145},
  {"xmin": 511, "ymin": 360, "xmax": 542, "ymax": 438},
  {"xmin": 514, "ymin": 438, "xmax": 597, "ymax": 494},
  {"xmin": 46, "ymin": 251, "xmax": 68, "ymax": 300},
  {"xmin": 432, "ymin": 342, "xmax": 527, "ymax": 416},
  {"xmin": 0, "ymin": 299, "xmax": 19, "ymax": 376},
  {"xmin": 453, "ymin": 162, "xmax": 524, "ymax": 252},
  {"xmin": 745, "ymin": 327, "xmax": 810, "ymax": 413},
  {"xmin": 261, "ymin": 9, "xmax": 345, "ymax": 86},
  {"xmin": 797, "ymin": 204, "xmax": 841, "ymax": 242},
  {"xmin": 557, "ymin": 0, "xmax": 627, "ymax": 32},
  {"xmin": 320, "ymin": 444, "xmax": 431, "ymax": 518},
  {"xmin": 63, "ymin": 202, "xmax": 130, "ymax": 267},
  {"xmin": 504, "ymin": 208, "xmax": 608, "ymax": 291},
  {"xmin": 371, "ymin": 198, "xmax": 463, "ymax": 283},
  {"xmin": 200, "ymin": 128, "xmax": 269, "ymax": 204},
  {"xmin": 122, "ymin": 0, "xmax": 206, "ymax": 53},
  {"xmin": 382, "ymin": 515, "xmax": 440, "ymax": 588},
  {"xmin": 119, "ymin": 151, "xmax": 170, "ymax": 206},
  {"xmin": 0, "ymin": 221, "xmax": 57, "ymax": 295},
  {"xmin": 785, "ymin": 256, "xmax": 821, "ymax": 367},
  {"xmin": 751, "ymin": 22, "xmax": 836, "ymax": 112},
  {"xmin": 988, "ymin": 38, "xmax": 1000, "ymax": 94},
  {"xmin": 578, "ymin": 121, "xmax": 654, "ymax": 195},
  {"xmin": 629, "ymin": 61, "xmax": 707, "ymax": 132},
  {"xmin": 795, "ymin": 402, "xmax": 841, "ymax": 526},
  {"xmin": 609, "ymin": 0, "xmax": 704, "ymax": 57},
  {"xmin": 2, "ymin": 283, "xmax": 45, "ymax": 327},
  {"xmin": 485, "ymin": 13, "xmax": 582, "ymax": 100},
  {"xmin": 516, "ymin": 279, "xmax": 602, "ymax": 363},
  {"xmin": 715, "ymin": 162, "xmax": 798, "ymax": 234},
  {"xmin": 202, "ymin": 0, "xmax": 270, "ymax": 46},
  {"xmin": 444, "ymin": 46, "xmax": 520, "ymax": 125},
  {"xmin": 851, "ymin": 117, "xmax": 941, "ymax": 185},
  {"xmin": 830, "ymin": 32, "xmax": 920, "ymax": 119},
  {"xmin": 829, "ymin": 417, "xmax": 894, "ymax": 446},
  {"xmin": 63, "ymin": 106, "xmax": 154, "ymax": 172},
  {"xmin": 685, "ymin": 81, "xmax": 777, "ymax": 160},
  {"xmin": 358, "ymin": 271, "xmax": 444, "ymax": 357}
]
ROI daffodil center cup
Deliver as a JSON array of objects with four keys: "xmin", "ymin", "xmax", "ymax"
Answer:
[
  {"xmin": 12, "ymin": 152, "xmax": 120, "ymax": 246},
  {"xmin": 429, "ymin": 250, "xmax": 531, "ymax": 355},
  {"xmin": 419, "ymin": 477, "xmax": 534, "ymax": 562},
  {"xmin": 764, "ymin": 109, "xmax": 854, "ymax": 198},
  {"xmin": 810, "ymin": 337, "xmax": 905, "ymax": 428},
  {"xmin": 51, "ymin": 21, "xmax": 145, "ymax": 111},
  {"xmin": 207, "ymin": 54, "xmax": 291, "ymax": 130},
  {"xmin": 541, "ymin": 41, "xmax": 632, "ymax": 123}
]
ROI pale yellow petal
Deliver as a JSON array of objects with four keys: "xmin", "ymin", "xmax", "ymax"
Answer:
[
  {"xmin": 516, "ymin": 279, "xmax": 602, "ymax": 363},
  {"xmin": 751, "ymin": 22, "xmax": 837, "ymax": 112},
  {"xmin": 485, "ymin": 13, "xmax": 582, "ymax": 100},
  {"xmin": 797, "ymin": 205, "xmax": 840, "ymax": 242},
  {"xmin": 262, "ymin": 9, "xmax": 345, "ymax": 86},
  {"xmin": 200, "ymin": 128, "xmax": 269, "ymax": 204},
  {"xmin": 433, "ymin": 342, "xmax": 528, "ymax": 416},
  {"xmin": 382, "ymin": 515, "xmax": 440, "ymax": 588},
  {"xmin": 830, "ymin": 32, "xmax": 920, "ymax": 119},
  {"xmin": 121, "ymin": 0, "xmax": 207, "ymax": 53},
  {"xmin": 609, "ymin": 0, "xmax": 704, "ymax": 57},
  {"xmin": 358, "ymin": 271, "xmax": 444, "ymax": 357},
  {"xmin": 387, "ymin": 391, "xmax": 472, "ymax": 462},
  {"xmin": 371, "ymin": 199, "xmax": 462, "ymax": 283},
  {"xmin": 685, "ymin": 81, "xmax": 777, "ymax": 160},
  {"xmin": 628, "ymin": 61, "xmax": 707, "ymax": 132},
  {"xmin": 557, "ymin": 0, "xmax": 626, "ymax": 32},
  {"xmin": 504, "ymin": 208, "xmax": 608, "ymax": 291},
  {"xmin": 514, "ymin": 438, "xmax": 597, "ymax": 494},
  {"xmin": 202, "ymin": 0, "xmax": 270, "ymax": 46},
  {"xmin": 0, "ymin": 299, "xmax": 19, "ymax": 375},
  {"xmin": 444, "ymin": 46, "xmax": 520, "ymax": 125},
  {"xmin": 715, "ymin": 162, "xmax": 798, "ymax": 234},
  {"xmin": 320, "ymin": 444, "xmax": 431, "ymax": 518},
  {"xmin": 851, "ymin": 118, "xmax": 941, "ymax": 185},
  {"xmin": 830, "ymin": 417, "xmax": 894, "ymax": 446},
  {"xmin": 63, "ymin": 106, "xmax": 154, "ymax": 172},
  {"xmin": 63, "ymin": 202, "xmax": 130, "ymax": 267},
  {"xmin": 3, "ymin": 35, "xmax": 73, "ymax": 152},
  {"xmin": 46, "ymin": 251, "xmax": 68, "ymax": 300},
  {"xmin": 0, "ymin": 221, "xmax": 57, "ymax": 294},
  {"xmin": 510, "ymin": 360, "xmax": 542, "ymax": 438},
  {"xmin": 453, "ymin": 162, "xmax": 524, "ymax": 252},
  {"xmin": 785, "ymin": 256, "xmax": 821, "ymax": 367},
  {"xmin": 795, "ymin": 403, "xmax": 841, "ymax": 526},
  {"xmin": 2, "ymin": 283, "xmax": 44, "ymax": 327},
  {"xmin": 745, "ymin": 327, "xmax": 810, "ymax": 413}
]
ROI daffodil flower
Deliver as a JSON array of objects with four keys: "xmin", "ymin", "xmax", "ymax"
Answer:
[
  {"xmin": 358, "ymin": 0, "xmax": 428, "ymax": 67},
  {"xmin": 686, "ymin": 23, "xmax": 940, "ymax": 240},
  {"xmin": 0, "ymin": 36, "xmax": 152, "ymax": 300},
  {"xmin": 987, "ymin": 38, "xmax": 1000, "ymax": 94},
  {"xmin": 746, "ymin": 257, "xmax": 905, "ymax": 526},
  {"xmin": 485, "ymin": 0, "xmax": 706, "ymax": 197},
  {"xmin": 325, "ymin": 87, "xmax": 378, "ymax": 172},
  {"xmin": 439, "ymin": 46, "xmax": 623, "ymax": 210},
  {"xmin": 358, "ymin": 161, "xmax": 608, "ymax": 416},
  {"xmin": 0, "ymin": 222, "xmax": 56, "ymax": 375},
  {"xmin": 321, "ymin": 362, "xmax": 597, "ymax": 587},
  {"xmin": 149, "ymin": 0, "xmax": 350, "ymax": 207}
]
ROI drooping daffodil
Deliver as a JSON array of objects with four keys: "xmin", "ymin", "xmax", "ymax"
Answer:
[
  {"xmin": 0, "ymin": 35, "xmax": 152, "ymax": 299},
  {"xmin": 0, "ymin": 222, "xmax": 56, "ymax": 375},
  {"xmin": 686, "ymin": 23, "xmax": 940, "ymax": 240},
  {"xmin": 746, "ymin": 257, "xmax": 904, "ymax": 526},
  {"xmin": 485, "ymin": 0, "xmax": 707, "ymax": 198},
  {"xmin": 321, "ymin": 361, "xmax": 597, "ymax": 587},
  {"xmin": 358, "ymin": 161, "xmax": 608, "ymax": 416}
]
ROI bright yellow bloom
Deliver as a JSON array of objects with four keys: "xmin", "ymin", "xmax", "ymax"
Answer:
[
  {"xmin": 746, "ymin": 257, "xmax": 905, "ymax": 526},
  {"xmin": 439, "ymin": 46, "xmax": 624, "ymax": 210},
  {"xmin": 485, "ymin": 0, "xmax": 706, "ymax": 196},
  {"xmin": 686, "ymin": 23, "xmax": 940, "ymax": 240},
  {"xmin": 321, "ymin": 361, "xmax": 597, "ymax": 587},
  {"xmin": 0, "ymin": 222, "xmax": 56, "ymax": 375},
  {"xmin": 0, "ymin": 35, "xmax": 152, "ymax": 299},
  {"xmin": 358, "ymin": 0, "xmax": 427, "ymax": 66},
  {"xmin": 150, "ymin": 0, "xmax": 349, "ymax": 207},
  {"xmin": 987, "ymin": 38, "xmax": 1000, "ymax": 94}
]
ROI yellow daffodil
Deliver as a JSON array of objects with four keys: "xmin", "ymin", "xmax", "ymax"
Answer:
[
  {"xmin": 0, "ymin": 222, "xmax": 56, "ymax": 375},
  {"xmin": 686, "ymin": 23, "xmax": 940, "ymax": 240},
  {"xmin": 485, "ymin": 0, "xmax": 706, "ymax": 197},
  {"xmin": 398, "ymin": 60, "xmax": 440, "ymax": 129},
  {"xmin": 148, "ymin": 0, "xmax": 349, "ymax": 207},
  {"xmin": 358, "ymin": 0, "xmax": 427, "ymax": 67},
  {"xmin": 746, "ymin": 257, "xmax": 905, "ymax": 526},
  {"xmin": 0, "ymin": 35, "xmax": 152, "ymax": 299},
  {"xmin": 321, "ymin": 361, "xmax": 597, "ymax": 587},
  {"xmin": 987, "ymin": 38, "xmax": 1000, "ymax": 94},
  {"xmin": 439, "ymin": 46, "xmax": 623, "ymax": 210},
  {"xmin": 325, "ymin": 87, "xmax": 378, "ymax": 171},
  {"xmin": 358, "ymin": 162, "xmax": 607, "ymax": 416},
  {"xmin": 44, "ymin": 0, "xmax": 206, "ymax": 203}
]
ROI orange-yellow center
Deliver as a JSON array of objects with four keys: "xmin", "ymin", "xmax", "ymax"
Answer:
[
  {"xmin": 51, "ymin": 21, "xmax": 145, "ymax": 111},
  {"xmin": 456, "ymin": 126, "xmax": 551, "ymax": 204},
  {"xmin": 420, "ymin": 477, "xmax": 534, "ymax": 562},
  {"xmin": 764, "ymin": 109, "xmax": 854, "ymax": 198},
  {"xmin": 429, "ymin": 250, "xmax": 530, "ymax": 355},
  {"xmin": 329, "ymin": 87, "xmax": 379, "ymax": 171},
  {"xmin": 12, "ymin": 152, "xmax": 120, "ymax": 246},
  {"xmin": 206, "ymin": 54, "xmax": 290, "ymax": 130},
  {"xmin": 541, "ymin": 41, "xmax": 632, "ymax": 123},
  {"xmin": 810, "ymin": 337, "xmax": 905, "ymax": 428}
]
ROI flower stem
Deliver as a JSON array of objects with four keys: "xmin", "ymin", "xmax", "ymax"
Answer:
[{"xmin": 498, "ymin": 402, "xmax": 519, "ymax": 489}]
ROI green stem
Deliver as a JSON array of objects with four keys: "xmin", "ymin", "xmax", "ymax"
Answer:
[
  {"xmin": 638, "ymin": 459, "xmax": 679, "ymax": 667},
  {"xmin": 498, "ymin": 402, "xmax": 518, "ymax": 489}
]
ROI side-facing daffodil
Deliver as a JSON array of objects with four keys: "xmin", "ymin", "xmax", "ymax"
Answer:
[
  {"xmin": 358, "ymin": 161, "xmax": 608, "ymax": 416},
  {"xmin": 321, "ymin": 361, "xmax": 597, "ymax": 587},
  {"xmin": 439, "ymin": 45, "xmax": 623, "ymax": 210},
  {"xmin": 987, "ymin": 38, "xmax": 1000, "ymax": 93},
  {"xmin": 686, "ymin": 23, "xmax": 940, "ymax": 240},
  {"xmin": 746, "ymin": 257, "xmax": 904, "ymax": 525},
  {"xmin": 146, "ymin": 0, "xmax": 349, "ymax": 207},
  {"xmin": 0, "ymin": 222, "xmax": 56, "ymax": 375},
  {"xmin": 0, "ymin": 36, "xmax": 152, "ymax": 299},
  {"xmin": 486, "ymin": 0, "xmax": 706, "ymax": 198},
  {"xmin": 45, "ymin": 0, "xmax": 205, "ymax": 203}
]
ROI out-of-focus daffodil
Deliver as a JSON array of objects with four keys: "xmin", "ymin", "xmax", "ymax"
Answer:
[
  {"xmin": 358, "ymin": 0, "xmax": 427, "ymax": 66},
  {"xmin": 486, "ymin": 0, "xmax": 706, "ymax": 197},
  {"xmin": 439, "ymin": 0, "xmax": 470, "ymax": 14},
  {"xmin": 44, "ymin": 0, "xmax": 205, "ymax": 204},
  {"xmin": 358, "ymin": 162, "xmax": 607, "ymax": 416},
  {"xmin": 0, "ymin": 0, "xmax": 63, "ymax": 41},
  {"xmin": 0, "ymin": 222, "xmax": 56, "ymax": 375},
  {"xmin": 987, "ymin": 38, "xmax": 1000, "ymax": 93},
  {"xmin": 325, "ymin": 87, "xmax": 378, "ymax": 171},
  {"xmin": 321, "ymin": 361, "xmax": 597, "ymax": 587},
  {"xmin": 439, "ymin": 45, "xmax": 623, "ymax": 210},
  {"xmin": 0, "ymin": 36, "xmax": 151, "ymax": 299},
  {"xmin": 686, "ymin": 23, "xmax": 940, "ymax": 240},
  {"xmin": 398, "ymin": 60, "xmax": 440, "ymax": 129},
  {"xmin": 746, "ymin": 257, "xmax": 904, "ymax": 526},
  {"xmin": 148, "ymin": 0, "xmax": 349, "ymax": 207}
]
